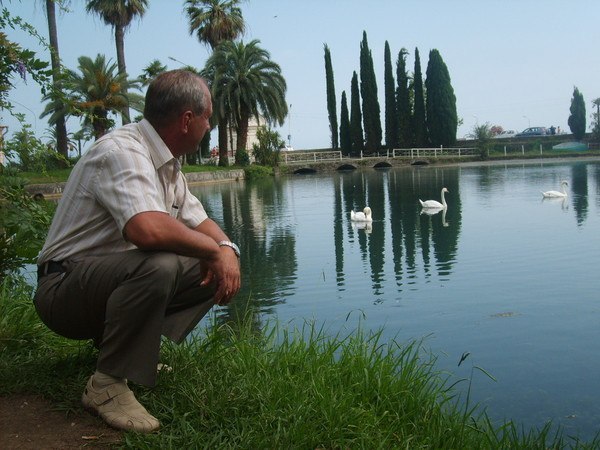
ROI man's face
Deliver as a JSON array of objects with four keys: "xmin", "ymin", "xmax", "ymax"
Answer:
[{"xmin": 188, "ymin": 89, "xmax": 212, "ymax": 150}]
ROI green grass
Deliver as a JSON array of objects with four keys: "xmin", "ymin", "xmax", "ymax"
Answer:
[
  {"xmin": 1, "ymin": 275, "xmax": 599, "ymax": 448},
  {"xmin": 17, "ymin": 164, "xmax": 238, "ymax": 185}
]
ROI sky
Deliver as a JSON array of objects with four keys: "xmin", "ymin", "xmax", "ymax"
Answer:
[{"xmin": 3, "ymin": 0, "xmax": 600, "ymax": 152}]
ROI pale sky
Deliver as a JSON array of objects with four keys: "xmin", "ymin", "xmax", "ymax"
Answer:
[{"xmin": 3, "ymin": 0, "xmax": 600, "ymax": 151}]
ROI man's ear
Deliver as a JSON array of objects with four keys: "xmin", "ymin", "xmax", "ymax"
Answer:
[{"xmin": 181, "ymin": 111, "xmax": 193, "ymax": 133}]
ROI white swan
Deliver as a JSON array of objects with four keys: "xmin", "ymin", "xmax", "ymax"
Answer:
[
  {"xmin": 350, "ymin": 206, "xmax": 373, "ymax": 222},
  {"xmin": 542, "ymin": 180, "xmax": 568, "ymax": 198},
  {"xmin": 419, "ymin": 187, "xmax": 449, "ymax": 209}
]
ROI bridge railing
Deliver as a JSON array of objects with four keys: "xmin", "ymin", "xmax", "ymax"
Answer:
[
  {"xmin": 280, "ymin": 147, "xmax": 479, "ymax": 165},
  {"xmin": 388, "ymin": 147, "xmax": 478, "ymax": 158},
  {"xmin": 281, "ymin": 150, "xmax": 342, "ymax": 164}
]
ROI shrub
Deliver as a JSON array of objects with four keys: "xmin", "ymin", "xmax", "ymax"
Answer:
[{"xmin": 252, "ymin": 126, "xmax": 284, "ymax": 167}]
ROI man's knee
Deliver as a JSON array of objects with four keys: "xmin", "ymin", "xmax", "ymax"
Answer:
[{"xmin": 138, "ymin": 252, "xmax": 182, "ymax": 284}]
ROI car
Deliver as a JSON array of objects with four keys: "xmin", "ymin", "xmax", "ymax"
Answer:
[
  {"xmin": 493, "ymin": 130, "xmax": 518, "ymax": 139},
  {"xmin": 516, "ymin": 126, "xmax": 547, "ymax": 137}
]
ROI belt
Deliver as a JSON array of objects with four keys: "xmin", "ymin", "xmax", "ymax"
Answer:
[{"xmin": 37, "ymin": 260, "xmax": 66, "ymax": 280}]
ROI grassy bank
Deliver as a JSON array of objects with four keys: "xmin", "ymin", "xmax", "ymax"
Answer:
[{"xmin": 1, "ymin": 275, "xmax": 598, "ymax": 448}]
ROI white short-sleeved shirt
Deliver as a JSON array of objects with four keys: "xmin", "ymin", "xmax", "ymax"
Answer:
[{"xmin": 38, "ymin": 119, "xmax": 208, "ymax": 264}]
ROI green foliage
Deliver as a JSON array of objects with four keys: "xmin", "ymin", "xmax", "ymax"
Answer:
[
  {"xmin": 384, "ymin": 41, "xmax": 398, "ymax": 149},
  {"xmin": 252, "ymin": 126, "xmax": 283, "ymax": 166},
  {"xmin": 412, "ymin": 48, "xmax": 427, "ymax": 147},
  {"xmin": 244, "ymin": 164, "xmax": 273, "ymax": 180},
  {"xmin": 396, "ymin": 48, "xmax": 411, "ymax": 148},
  {"xmin": 323, "ymin": 44, "xmax": 338, "ymax": 149},
  {"xmin": 425, "ymin": 49, "xmax": 458, "ymax": 147},
  {"xmin": 339, "ymin": 91, "xmax": 351, "ymax": 155},
  {"xmin": 349, "ymin": 71, "xmax": 364, "ymax": 153},
  {"xmin": 592, "ymin": 98, "xmax": 600, "ymax": 141},
  {"xmin": 568, "ymin": 86, "xmax": 586, "ymax": 141},
  {"xmin": 4, "ymin": 122, "xmax": 69, "ymax": 172},
  {"xmin": 235, "ymin": 148, "xmax": 250, "ymax": 166},
  {"xmin": 469, "ymin": 122, "xmax": 494, "ymax": 159},
  {"xmin": 359, "ymin": 31, "xmax": 382, "ymax": 153},
  {"xmin": 0, "ymin": 178, "xmax": 54, "ymax": 276},
  {"xmin": 0, "ymin": 8, "xmax": 52, "ymax": 113}
]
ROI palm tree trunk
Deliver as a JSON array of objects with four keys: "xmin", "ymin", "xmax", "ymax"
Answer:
[
  {"xmin": 218, "ymin": 118, "xmax": 229, "ymax": 166},
  {"xmin": 46, "ymin": 0, "xmax": 69, "ymax": 159},
  {"xmin": 115, "ymin": 24, "xmax": 130, "ymax": 125},
  {"xmin": 236, "ymin": 111, "xmax": 250, "ymax": 154}
]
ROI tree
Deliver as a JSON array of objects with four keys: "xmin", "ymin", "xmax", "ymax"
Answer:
[
  {"xmin": 469, "ymin": 122, "xmax": 494, "ymax": 159},
  {"xmin": 383, "ymin": 41, "xmax": 398, "ymax": 150},
  {"xmin": 251, "ymin": 125, "xmax": 284, "ymax": 166},
  {"xmin": 568, "ymin": 87, "xmax": 586, "ymax": 141},
  {"xmin": 412, "ymin": 48, "xmax": 427, "ymax": 147},
  {"xmin": 425, "ymin": 49, "xmax": 457, "ymax": 147},
  {"xmin": 324, "ymin": 43, "xmax": 338, "ymax": 149},
  {"xmin": 42, "ymin": 54, "xmax": 141, "ymax": 139},
  {"xmin": 396, "ymin": 47, "xmax": 411, "ymax": 148},
  {"xmin": 349, "ymin": 71, "xmax": 364, "ymax": 153},
  {"xmin": 359, "ymin": 31, "xmax": 381, "ymax": 153},
  {"xmin": 186, "ymin": 0, "xmax": 245, "ymax": 166},
  {"xmin": 339, "ymin": 90, "xmax": 351, "ymax": 155},
  {"xmin": 45, "ymin": 0, "xmax": 68, "ymax": 158},
  {"xmin": 138, "ymin": 59, "xmax": 167, "ymax": 87},
  {"xmin": 591, "ymin": 97, "xmax": 600, "ymax": 141},
  {"xmin": 86, "ymin": 0, "xmax": 148, "ymax": 125},
  {"xmin": 205, "ymin": 39, "xmax": 287, "ymax": 165}
]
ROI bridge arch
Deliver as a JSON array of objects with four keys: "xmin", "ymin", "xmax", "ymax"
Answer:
[
  {"xmin": 373, "ymin": 161, "xmax": 392, "ymax": 168},
  {"xmin": 337, "ymin": 164, "xmax": 357, "ymax": 171},
  {"xmin": 293, "ymin": 167, "xmax": 318, "ymax": 174}
]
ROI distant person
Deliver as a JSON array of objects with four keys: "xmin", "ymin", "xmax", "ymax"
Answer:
[
  {"xmin": 550, "ymin": 125, "xmax": 556, "ymax": 135},
  {"xmin": 34, "ymin": 70, "xmax": 241, "ymax": 433},
  {"xmin": 557, "ymin": 126, "xmax": 561, "ymax": 134}
]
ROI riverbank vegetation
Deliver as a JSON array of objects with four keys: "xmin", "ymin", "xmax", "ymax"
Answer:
[{"xmin": 1, "ymin": 275, "xmax": 599, "ymax": 449}]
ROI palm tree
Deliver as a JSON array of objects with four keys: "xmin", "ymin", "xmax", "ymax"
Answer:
[
  {"xmin": 185, "ymin": 0, "xmax": 245, "ymax": 50},
  {"xmin": 45, "ymin": 0, "xmax": 69, "ymax": 158},
  {"xmin": 85, "ymin": 0, "xmax": 148, "ymax": 125},
  {"xmin": 205, "ymin": 39, "xmax": 287, "ymax": 160},
  {"xmin": 41, "ymin": 54, "xmax": 141, "ymax": 139},
  {"xmin": 186, "ymin": 0, "xmax": 245, "ymax": 165}
]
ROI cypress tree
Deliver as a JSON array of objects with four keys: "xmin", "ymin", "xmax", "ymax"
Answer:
[
  {"xmin": 396, "ymin": 47, "xmax": 411, "ymax": 148},
  {"xmin": 350, "ymin": 71, "xmax": 364, "ymax": 153},
  {"xmin": 425, "ymin": 49, "xmax": 457, "ymax": 147},
  {"xmin": 384, "ymin": 41, "xmax": 398, "ymax": 149},
  {"xmin": 568, "ymin": 86, "xmax": 586, "ymax": 141},
  {"xmin": 324, "ymin": 43, "xmax": 339, "ymax": 149},
  {"xmin": 359, "ymin": 31, "xmax": 382, "ymax": 153},
  {"xmin": 412, "ymin": 48, "xmax": 427, "ymax": 147},
  {"xmin": 339, "ymin": 90, "xmax": 352, "ymax": 155}
]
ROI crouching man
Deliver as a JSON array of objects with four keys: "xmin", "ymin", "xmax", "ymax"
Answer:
[{"xmin": 34, "ymin": 70, "xmax": 241, "ymax": 432}]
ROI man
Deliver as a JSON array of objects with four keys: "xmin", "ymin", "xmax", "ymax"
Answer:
[{"xmin": 34, "ymin": 70, "xmax": 241, "ymax": 433}]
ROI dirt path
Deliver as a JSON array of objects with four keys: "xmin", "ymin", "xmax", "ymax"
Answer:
[{"xmin": 0, "ymin": 394, "xmax": 122, "ymax": 449}]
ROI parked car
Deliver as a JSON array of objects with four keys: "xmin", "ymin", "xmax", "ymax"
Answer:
[
  {"xmin": 493, "ymin": 130, "xmax": 518, "ymax": 139},
  {"xmin": 516, "ymin": 127, "xmax": 547, "ymax": 137}
]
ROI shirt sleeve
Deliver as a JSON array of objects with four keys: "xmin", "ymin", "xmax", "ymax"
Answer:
[{"xmin": 175, "ymin": 173, "xmax": 208, "ymax": 228}]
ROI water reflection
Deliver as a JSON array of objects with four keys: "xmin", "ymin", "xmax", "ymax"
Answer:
[{"xmin": 187, "ymin": 160, "xmax": 600, "ymax": 440}]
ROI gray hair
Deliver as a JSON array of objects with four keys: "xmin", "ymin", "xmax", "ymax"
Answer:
[{"xmin": 144, "ymin": 70, "xmax": 209, "ymax": 127}]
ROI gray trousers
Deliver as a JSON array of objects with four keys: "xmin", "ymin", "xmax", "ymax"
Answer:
[{"xmin": 33, "ymin": 250, "xmax": 216, "ymax": 387}]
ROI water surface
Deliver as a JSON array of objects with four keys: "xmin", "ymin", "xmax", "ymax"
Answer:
[{"xmin": 191, "ymin": 159, "xmax": 600, "ymax": 440}]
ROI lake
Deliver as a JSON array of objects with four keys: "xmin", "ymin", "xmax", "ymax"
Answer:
[{"xmin": 191, "ymin": 158, "xmax": 600, "ymax": 441}]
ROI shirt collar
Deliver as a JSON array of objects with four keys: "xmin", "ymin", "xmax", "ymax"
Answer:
[{"xmin": 138, "ymin": 118, "xmax": 176, "ymax": 170}]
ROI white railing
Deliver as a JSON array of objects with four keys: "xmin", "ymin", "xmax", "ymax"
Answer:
[
  {"xmin": 389, "ymin": 147, "xmax": 478, "ymax": 158},
  {"xmin": 281, "ymin": 150, "xmax": 343, "ymax": 164},
  {"xmin": 280, "ymin": 147, "xmax": 479, "ymax": 164}
]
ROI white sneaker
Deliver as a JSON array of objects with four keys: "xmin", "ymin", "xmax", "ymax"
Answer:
[{"xmin": 81, "ymin": 375, "xmax": 160, "ymax": 433}]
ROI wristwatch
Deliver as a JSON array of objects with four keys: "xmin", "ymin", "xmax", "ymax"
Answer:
[{"xmin": 218, "ymin": 240, "xmax": 240, "ymax": 258}]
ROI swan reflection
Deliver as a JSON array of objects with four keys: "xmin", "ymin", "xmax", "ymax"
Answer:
[
  {"xmin": 542, "ymin": 196, "xmax": 569, "ymax": 210},
  {"xmin": 420, "ymin": 206, "xmax": 449, "ymax": 227},
  {"xmin": 351, "ymin": 221, "xmax": 372, "ymax": 234}
]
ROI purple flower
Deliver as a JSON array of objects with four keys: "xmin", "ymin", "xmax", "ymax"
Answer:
[{"xmin": 16, "ymin": 61, "xmax": 27, "ymax": 83}]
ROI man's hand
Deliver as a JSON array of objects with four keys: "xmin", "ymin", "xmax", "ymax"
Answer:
[{"xmin": 200, "ymin": 246, "xmax": 240, "ymax": 305}]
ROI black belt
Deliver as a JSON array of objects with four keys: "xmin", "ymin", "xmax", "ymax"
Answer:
[{"xmin": 37, "ymin": 260, "xmax": 66, "ymax": 280}]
